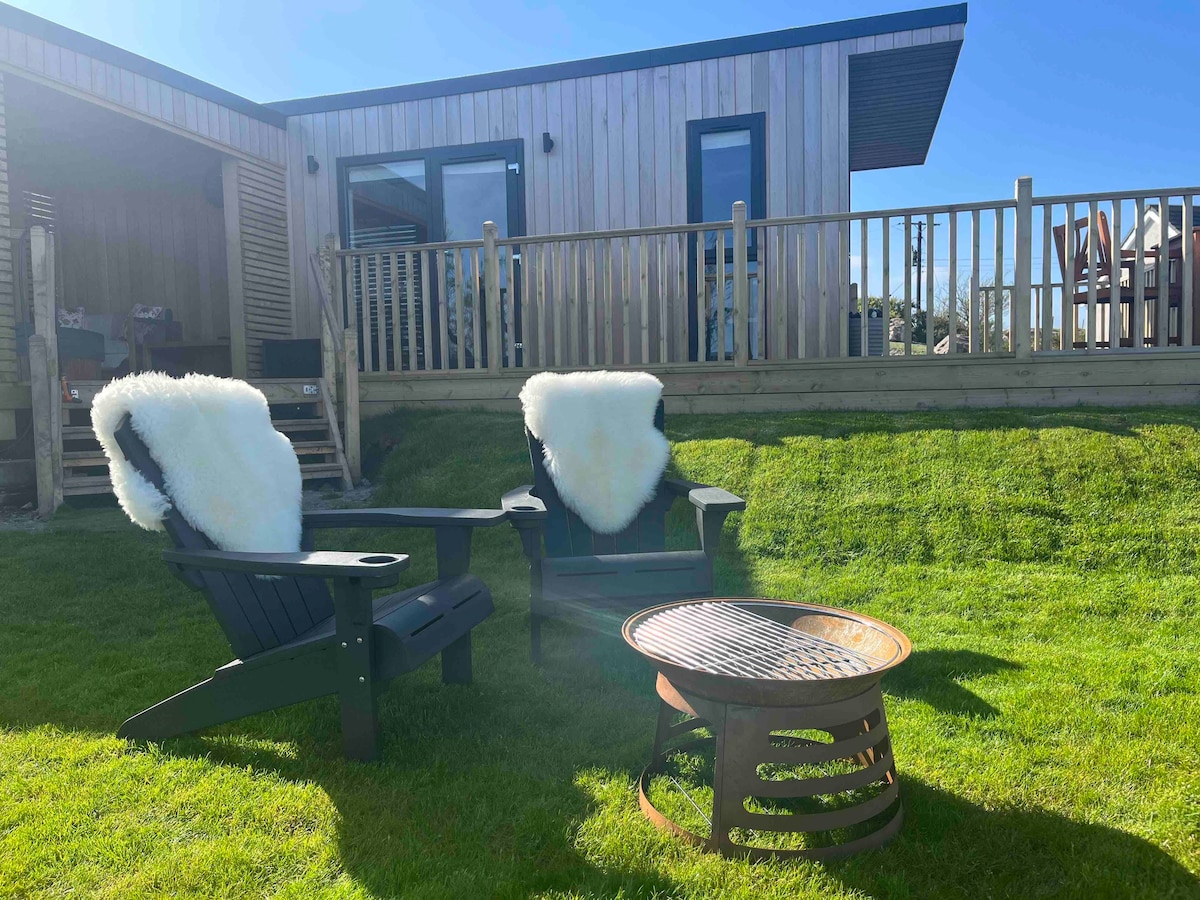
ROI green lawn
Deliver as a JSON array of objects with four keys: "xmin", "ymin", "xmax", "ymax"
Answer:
[{"xmin": 2, "ymin": 406, "xmax": 1199, "ymax": 898}]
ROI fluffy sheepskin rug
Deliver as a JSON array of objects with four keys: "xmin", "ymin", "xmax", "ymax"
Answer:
[
  {"xmin": 520, "ymin": 370, "xmax": 669, "ymax": 534},
  {"xmin": 91, "ymin": 372, "xmax": 302, "ymax": 553}
]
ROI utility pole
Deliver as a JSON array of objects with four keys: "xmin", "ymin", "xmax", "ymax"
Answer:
[{"xmin": 914, "ymin": 221, "xmax": 925, "ymax": 313}]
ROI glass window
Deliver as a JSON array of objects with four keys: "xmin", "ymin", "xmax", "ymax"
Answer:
[
  {"xmin": 441, "ymin": 159, "xmax": 510, "ymax": 241},
  {"xmin": 346, "ymin": 159, "xmax": 428, "ymax": 249},
  {"xmin": 699, "ymin": 129, "xmax": 752, "ymax": 228}
]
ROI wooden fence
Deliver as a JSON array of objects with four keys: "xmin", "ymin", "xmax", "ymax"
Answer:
[{"xmin": 332, "ymin": 176, "xmax": 1199, "ymax": 375}]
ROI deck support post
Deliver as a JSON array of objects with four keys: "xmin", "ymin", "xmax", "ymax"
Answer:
[
  {"xmin": 732, "ymin": 201, "xmax": 749, "ymax": 366},
  {"xmin": 483, "ymin": 221, "xmax": 502, "ymax": 375},
  {"xmin": 343, "ymin": 327, "xmax": 361, "ymax": 482},
  {"xmin": 29, "ymin": 226, "xmax": 62, "ymax": 516},
  {"xmin": 1013, "ymin": 176, "xmax": 1033, "ymax": 358},
  {"xmin": 29, "ymin": 336, "xmax": 56, "ymax": 517}
]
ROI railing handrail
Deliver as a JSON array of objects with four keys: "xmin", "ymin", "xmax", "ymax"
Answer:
[
  {"xmin": 336, "ymin": 238, "xmax": 484, "ymax": 256},
  {"xmin": 497, "ymin": 220, "xmax": 733, "ymax": 246},
  {"xmin": 1034, "ymin": 185, "xmax": 1200, "ymax": 205},
  {"xmin": 749, "ymin": 200, "xmax": 1017, "ymax": 229},
  {"xmin": 309, "ymin": 252, "xmax": 345, "ymax": 338}
]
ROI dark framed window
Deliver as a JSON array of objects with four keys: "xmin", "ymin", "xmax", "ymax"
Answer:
[
  {"xmin": 337, "ymin": 140, "xmax": 525, "ymax": 249},
  {"xmin": 685, "ymin": 114, "xmax": 766, "ymax": 361},
  {"xmin": 336, "ymin": 141, "xmax": 526, "ymax": 370}
]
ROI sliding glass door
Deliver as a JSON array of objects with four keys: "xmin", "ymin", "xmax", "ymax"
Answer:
[{"xmin": 340, "ymin": 141, "xmax": 525, "ymax": 369}]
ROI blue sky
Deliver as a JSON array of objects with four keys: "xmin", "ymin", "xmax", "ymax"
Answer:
[{"xmin": 12, "ymin": 0, "xmax": 1199, "ymax": 213}]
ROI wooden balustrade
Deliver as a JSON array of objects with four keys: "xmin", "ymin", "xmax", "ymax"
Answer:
[
  {"xmin": 333, "ymin": 178, "xmax": 1200, "ymax": 374},
  {"xmin": 1032, "ymin": 187, "xmax": 1199, "ymax": 351}
]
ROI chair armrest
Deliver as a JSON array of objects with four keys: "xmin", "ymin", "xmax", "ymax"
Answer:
[
  {"xmin": 161, "ymin": 548, "xmax": 409, "ymax": 583},
  {"xmin": 502, "ymin": 486, "xmax": 547, "ymax": 565},
  {"xmin": 664, "ymin": 479, "xmax": 746, "ymax": 513},
  {"xmin": 302, "ymin": 507, "xmax": 504, "ymax": 582},
  {"xmin": 665, "ymin": 479, "xmax": 745, "ymax": 557},
  {"xmin": 302, "ymin": 508, "xmax": 508, "ymax": 530},
  {"xmin": 502, "ymin": 486, "xmax": 548, "ymax": 525}
]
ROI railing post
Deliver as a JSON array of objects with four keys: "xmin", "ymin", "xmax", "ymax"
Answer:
[
  {"xmin": 1013, "ymin": 176, "xmax": 1033, "ymax": 358},
  {"xmin": 732, "ymin": 201, "xmax": 749, "ymax": 366},
  {"xmin": 316, "ymin": 240, "xmax": 339, "ymax": 411},
  {"xmin": 29, "ymin": 226, "xmax": 62, "ymax": 515},
  {"xmin": 330, "ymin": 234, "xmax": 346, "ymax": 332},
  {"xmin": 29, "ymin": 335, "xmax": 55, "ymax": 517},
  {"xmin": 483, "ymin": 221, "xmax": 502, "ymax": 375},
  {"xmin": 342, "ymin": 327, "xmax": 361, "ymax": 483}
]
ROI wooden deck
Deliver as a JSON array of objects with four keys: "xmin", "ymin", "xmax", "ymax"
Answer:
[{"xmin": 355, "ymin": 349, "xmax": 1200, "ymax": 417}]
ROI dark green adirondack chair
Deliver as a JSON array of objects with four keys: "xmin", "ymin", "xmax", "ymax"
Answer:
[
  {"xmin": 113, "ymin": 415, "xmax": 504, "ymax": 760},
  {"xmin": 502, "ymin": 401, "xmax": 745, "ymax": 662}
]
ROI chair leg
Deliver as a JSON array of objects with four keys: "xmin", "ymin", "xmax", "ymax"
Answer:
[
  {"xmin": 118, "ymin": 660, "xmax": 328, "ymax": 742},
  {"xmin": 441, "ymin": 632, "xmax": 473, "ymax": 685},
  {"xmin": 530, "ymin": 612, "xmax": 544, "ymax": 665},
  {"xmin": 118, "ymin": 674, "xmax": 273, "ymax": 741},
  {"xmin": 339, "ymin": 681, "xmax": 379, "ymax": 762}
]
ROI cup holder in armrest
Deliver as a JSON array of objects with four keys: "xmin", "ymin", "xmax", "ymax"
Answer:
[{"xmin": 359, "ymin": 555, "xmax": 397, "ymax": 565}]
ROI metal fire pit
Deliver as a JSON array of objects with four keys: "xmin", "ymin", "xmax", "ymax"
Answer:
[{"xmin": 622, "ymin": 598, "xmax": 911, "ymax": 861}]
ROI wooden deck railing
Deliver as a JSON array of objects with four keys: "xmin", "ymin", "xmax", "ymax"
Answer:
[{"xmin": 332, "ymin": 178, "xmax": 1200, "ymax": 374}]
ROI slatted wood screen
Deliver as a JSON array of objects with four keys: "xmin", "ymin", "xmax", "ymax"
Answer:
[{"xmin": 226, "ymin": 158, "xmax": 292, "ymax": 376}]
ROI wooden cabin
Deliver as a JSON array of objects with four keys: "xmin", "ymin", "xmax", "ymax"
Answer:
[
  {"xmin": 273, "ymin": 5, "xmax": 967, "ymax": 365},
  {"xmin": 0, "ymin": 1, "xmax": 967, "ymax": 506}
]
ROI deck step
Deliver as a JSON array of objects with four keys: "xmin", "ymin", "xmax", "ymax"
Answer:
[
  {"xmin": 300, "ymin": 463, "xmax": 346, "ymax": 481},
  {"xmin": 62, "ymin": 425, "xmax": 99, "ymax": 439},
  {"xmin": 63, "ymin": 452, "xmax": 109, "ymax": 466},
  {"xmin": 292, "ymin": 441, "xmax": 335, "ymax": 455},
  {"xmin": 61, "ymin": 461, "xmax": 346, "ymax": 492},
  {"xmin": 272, "ymin": 418, "xmax": 330, "ymax": 431},
  {"xmin": 63, "ymin": 475, "xmax": 113, "ymax": 495},
  {"xmin": 61, "ymin": 444, "xmax": 332, "ymax": 464}
]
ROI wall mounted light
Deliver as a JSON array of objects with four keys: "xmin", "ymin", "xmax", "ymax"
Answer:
[
  {"xmin": 542, "ymin": 132, "xmax": 554, "ymax": 154},
  {"xmin": 306, "ymin": 155, "xmax": 320, "ymax": 174}
]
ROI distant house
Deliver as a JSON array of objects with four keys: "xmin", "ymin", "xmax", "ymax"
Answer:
[{"xmin": 1121, "ymin": 203, "xmax": 1200, "ymax": 252}]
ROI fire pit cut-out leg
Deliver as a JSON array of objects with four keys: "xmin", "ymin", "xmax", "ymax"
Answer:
[{"xmin": 639, "ymin": 680, "xmax": 904, "ymax": 861}]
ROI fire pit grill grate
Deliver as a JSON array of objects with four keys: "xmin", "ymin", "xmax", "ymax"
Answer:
[{"xmin": 631, "ymin": 601, "xmax": 886, "ymax": 681}]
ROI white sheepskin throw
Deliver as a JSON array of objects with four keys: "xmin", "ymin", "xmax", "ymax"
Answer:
[
  {"xmin": 91, "ymin": 372, "xmax": 302, "ymax": 553},
  {"xmin": 520, "ymin": 371, "xmax": 669, "ymax": 535}
]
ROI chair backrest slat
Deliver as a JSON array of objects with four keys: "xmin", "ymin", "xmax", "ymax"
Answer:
[
  {"xmin": 1054, "ymin": 212, "xmax": 1113, "ymax": 286},
  {"xmin": 113, "ymin": 415, "xmax": 334, "ymax": 658},
  {"xmin": 527, "ymin": 400, "xmax": 670, "ymax": 559},
  {"xmin": 273, "ymin": 577, "xmax": 315, "ymax": 633}
]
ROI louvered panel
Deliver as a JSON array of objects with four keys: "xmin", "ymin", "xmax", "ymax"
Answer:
[{"xmin": 236, "ymin": 158, "xmax": 292, "ymax": 376}]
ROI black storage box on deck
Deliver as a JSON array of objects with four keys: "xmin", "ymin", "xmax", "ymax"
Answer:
[{"xmin": 262, "ymin": 339, "xmax": 323, "ymax": 420}]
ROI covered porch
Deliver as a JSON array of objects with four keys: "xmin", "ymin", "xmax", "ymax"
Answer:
[
  {"xmin": 6, "ymin": 74, "xmax": 237, "ymax": 381},
  {"xmin": 0, "ymin": 62, "xmax": 353, "ymax": 512}
]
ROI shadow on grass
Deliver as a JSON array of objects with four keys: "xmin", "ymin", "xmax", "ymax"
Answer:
[
  {"xmin": 884, "ymin": 649, "xmax": 1022, "ymax": 719},
  {"xmin": 173, "ymin": 749, "xmax": 663, "ymax": 896},
  {"xmin": 152, "ymin": 637, "xmax": 679, "ymax": 900},
  {"xmin": 828, "ymin": 777, "xmax": 1200, "ymax": 899}
]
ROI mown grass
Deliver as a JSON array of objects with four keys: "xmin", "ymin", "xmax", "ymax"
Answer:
[{"xmin": 1, "ymin": 406, "xmax": 1198, "ymax": 898}]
